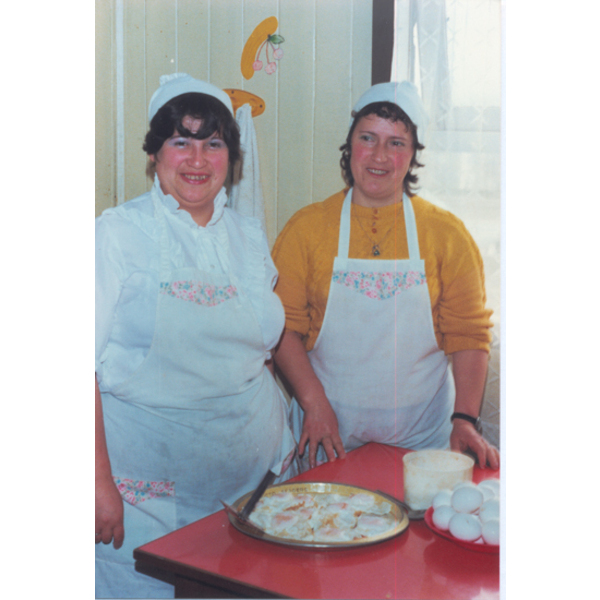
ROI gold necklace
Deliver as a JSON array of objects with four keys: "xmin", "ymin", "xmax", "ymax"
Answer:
[{"xmin": 353, "ymin": 203, "xmax": 401, "ymax": 256}]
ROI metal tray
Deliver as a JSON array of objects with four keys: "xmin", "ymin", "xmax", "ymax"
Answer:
[{"xmin": 226, "ymin": 481, "xmax": 410, "ymax": 549}]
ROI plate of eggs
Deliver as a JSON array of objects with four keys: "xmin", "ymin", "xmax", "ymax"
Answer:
[
  {"xmin": 227, "ymin": 482, "xmax": 410, "ymax": 548},
  {"xmin": 424, "ymin": 478, "xmax": 500, "ymax": 553}
]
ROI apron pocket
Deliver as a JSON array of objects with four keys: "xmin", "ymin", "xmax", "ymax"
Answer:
[
  {"xmin": 332, "ymin": 269, "xmax": 427, "ymax": 300},
  {"xmin": 113, "ymin": 477, "xmax": 175, "ymax": 506},
  {"xmin": 160, "ymin": 280, "xmax": 238, "ymax": 307}
]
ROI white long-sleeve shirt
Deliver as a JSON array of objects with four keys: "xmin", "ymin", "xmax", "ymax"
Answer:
[{"xmin": 95, "ymin": 176, "xmax": 284, "ymax": 391}]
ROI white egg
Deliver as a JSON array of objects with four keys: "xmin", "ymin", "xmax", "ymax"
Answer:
[
  {"xmin": 452, "ymin": 480, "xmax": 477, "ymax": 492},
  {"xmin": 451, "ymin": 485, "xmax": 484, "ymax": 514},
  {"xmin": 478, "ymin": 485, "xmax": 496, "ymax": 502},
  {"xmin": 478, "ymin": 479, "xmax": 500, "ymax": 498},
  {"xmin": 432, "ymin": 489, "xmax": 453, "ymax": 509},
  {"xmin": 432, "ymin": 505, "xmax": 456, "ymax": 531},
  {"xmin": 481, "ymin": 518, "xmax": 500, "ymax": 545},
  {"xmin": 448, "ymin": 512, "xmax": 482, "ymax": 542},
  {"xmin": 479, "ymin": 498, "xmax": 500, "ymax": 523}
]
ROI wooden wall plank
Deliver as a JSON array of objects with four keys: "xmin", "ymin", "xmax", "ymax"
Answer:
[
  {"xmin": 312, "ymin": 0, "xmax": 355, "ymax": 207},
  {"xmin": 208, "ymin": 0, "xmax": 244, "ymax": 89},
  {"xmin": 177, "ymin": 0, "xmax": 211, "ymax": 80},
  {"xmin": 142, "ymin": 0, "xmax": 178, "ymax": 193},
  {"xmin": 276, "ymin": 0, "xmax": 316, "ymax": 234},
  {"xmin": 96, "ymin": 0, "xmax": 115, "ymax": 215},
  {"xmin": 145, "ymin": 0, "xmax": 178, "ymax": 92},
  {"xmin": 122, "ymin": 1, "xmax": 149, "ymax": 201}
]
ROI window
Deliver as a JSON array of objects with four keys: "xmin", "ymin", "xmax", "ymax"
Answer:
[{"xmin": 373, "ymin": 0, "xmax": 502, "ymax": 446}]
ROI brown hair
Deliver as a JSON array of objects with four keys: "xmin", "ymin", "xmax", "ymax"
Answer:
[
  {"xmin": 339, "ymin": 101, "xmax": 425, "ymax": 197},
  {"xmin": 143, "ymin": 92, "xmax": 241, "ymax": 167}
]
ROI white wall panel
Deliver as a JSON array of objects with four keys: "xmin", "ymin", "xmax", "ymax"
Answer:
[
  {"xmin": 122, "ymin": 2, "xmax": 148, "ymax": 203},
  {"xmin": 312, "ymin": 1, "xmax": 353, "ymax": 207},
  {"xmin": 96, "ymin": 0, "xmax": 116, "ymax": 215},
  {"xmin": 209, "ymin": 1, "xmax": 244, "ymax": 89},
  {"xmin": 276, "ymin": 0, "xmax": 316, "ymax": 231},
  {"xmin": 144, "ymin": 1, "xmax": 177, "ymax": 90},
  {"xmin": 177, "ymin": 0, "xmax": 211, "ymax": 79}
]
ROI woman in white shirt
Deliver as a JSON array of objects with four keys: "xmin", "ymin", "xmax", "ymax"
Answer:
[{"xmin": 95, "ymin": 73, "xmax": 296, "ymax": 598}]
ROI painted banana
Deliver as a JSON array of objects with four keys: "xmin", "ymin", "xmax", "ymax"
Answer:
[{"xmin": 240, "ymin": 16, "xmax": 279, "ymax": 80}]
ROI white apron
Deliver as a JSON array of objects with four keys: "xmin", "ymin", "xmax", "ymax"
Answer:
[
  {"xmin": 96, "ymin": 189, "xmax": 296, "ymax": 598},
  {"xmin": 291, "ymin": 189, "xmax": 453, "ymax": 470}
]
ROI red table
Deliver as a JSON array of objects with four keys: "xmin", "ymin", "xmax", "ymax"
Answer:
[{"xmin": 134, "ymin": 443, "xmax": 500, "ymax": 599}]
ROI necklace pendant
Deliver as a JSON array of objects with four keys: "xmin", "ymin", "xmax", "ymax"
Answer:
[{"xmin": 372, "ymin": 245, "xmax": 380, "ymax": 256}]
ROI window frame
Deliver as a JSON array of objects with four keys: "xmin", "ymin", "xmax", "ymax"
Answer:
[{"xmin": 372, "ymin": 0, "xmax": 395, "ymax": 85}]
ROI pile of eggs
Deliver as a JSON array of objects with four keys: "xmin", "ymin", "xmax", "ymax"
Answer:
[{"xmin": 431, "ymin": 479, "xmax": 500, "ymax": 545}]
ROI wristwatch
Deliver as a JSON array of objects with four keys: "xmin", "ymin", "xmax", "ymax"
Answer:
[{"xmin": 451, "ymin": 412, "xmax": 482, "ymax": 433}]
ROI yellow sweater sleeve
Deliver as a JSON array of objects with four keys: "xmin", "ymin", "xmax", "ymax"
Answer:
[{"xmin": 272, "ymin": 190, "xmax": 493, "ymax": 354}]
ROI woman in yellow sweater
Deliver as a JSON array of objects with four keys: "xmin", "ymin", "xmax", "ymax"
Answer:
[{"xmin": 272, "ymin": 81, "xmax": 499, "ymax": 473}]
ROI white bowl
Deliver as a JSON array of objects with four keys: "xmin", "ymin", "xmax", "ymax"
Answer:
[{"xmin": 403, "ymin": 450, "xmax": 474, "ymax": 510}]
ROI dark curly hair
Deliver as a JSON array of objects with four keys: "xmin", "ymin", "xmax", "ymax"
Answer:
[
  {"xmin": 339, "ymin": 101, "xmax": 425, "ymax": 197},
  {"xmin": 143, "ymin": 92, "xmax": 241, "ymax": 167}
]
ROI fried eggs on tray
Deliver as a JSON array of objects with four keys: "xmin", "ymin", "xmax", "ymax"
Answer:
[{"xmin": 248, "ymin": 491, "xmax": 398, "ymax": 542}]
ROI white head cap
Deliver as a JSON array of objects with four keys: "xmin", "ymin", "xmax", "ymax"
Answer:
[
  {"xmin": 352, "ymin": 81, "xmax": 429, "ymax": 144},
  {"xmin": 148, "ymin": 73, "xmax": 234, "ymax": 122}
]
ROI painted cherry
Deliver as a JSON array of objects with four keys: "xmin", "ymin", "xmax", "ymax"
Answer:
[{"xmin": 251, "ymin": 32, "xmax": 285, "ymax": 76}]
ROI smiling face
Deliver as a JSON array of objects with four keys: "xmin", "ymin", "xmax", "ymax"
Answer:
[
  {"xmin": 151, "ymin": 116, "xmax": 230, "ymax": 226},
  {"xmin": 349, "ymin": 114, "xmax": 415, "ymax": 207}
]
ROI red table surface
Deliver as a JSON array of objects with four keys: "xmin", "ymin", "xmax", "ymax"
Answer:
[{"xmin": 134, "ymin": 443, "xmax": 500, "ymax": 599}]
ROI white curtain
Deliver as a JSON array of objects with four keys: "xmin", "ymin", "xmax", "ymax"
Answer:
[{"xmin": 392, "ymin": 0, "xmax": 502, "ymax": 447}]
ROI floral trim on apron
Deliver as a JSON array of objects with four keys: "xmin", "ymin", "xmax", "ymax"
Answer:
[
  {"xmin": 113, "ymin": 477, "xmax": 175, "ymax": 506},
  {"xmin": 332, "ymin": 269, "xmax": 427, "ymax": 300},
  {"xmin": 160, "ymin": 280, "xmax": 238, "ymax": 307}
]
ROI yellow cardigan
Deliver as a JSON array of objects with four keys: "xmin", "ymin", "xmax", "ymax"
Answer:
[{"xmin": 272, "ymin": 189, "xmax": 493, "ymax": 354}]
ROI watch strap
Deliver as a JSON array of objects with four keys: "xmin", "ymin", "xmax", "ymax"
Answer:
[{"xmin": 451, "ymin": 412, "xmax": 481, "ymax": 430}]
